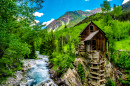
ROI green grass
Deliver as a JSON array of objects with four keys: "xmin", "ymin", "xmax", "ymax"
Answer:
[
  {"xmin": 114, "ymin": 36, "xmax": 130, "ymax": 51},
  {"xmin": 67, "ymin": 17, "xmax": 84, "ymax": 27},
  {"xmin": 55, "ymin": 25, "xmax": 65, "ymax": 31}
]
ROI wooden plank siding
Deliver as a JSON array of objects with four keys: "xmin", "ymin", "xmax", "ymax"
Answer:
[{"xmin": 92, "ymin": 32, "xmax": 106, "ymax": 52}]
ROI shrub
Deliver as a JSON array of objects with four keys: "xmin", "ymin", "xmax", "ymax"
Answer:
[
  {"xmin": 117, "ymin": 52, "xmax": 130, "ymax": 69},
  {"xmin": 77, "ymin": 62, "xmax": 85, "ymax": 81},
  {"xmin": 105, "ymin": 79, "xmax": 116, "ymax": 86},
  {"xmin": 52, "ymin": 51, "xmax": 75, "ymax": 76}
]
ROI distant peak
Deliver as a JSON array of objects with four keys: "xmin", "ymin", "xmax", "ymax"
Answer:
[
  {"xmin": 89, "ymin": 8, "xmax": 102, "ymax": 14},
  {"xmin": 122, "ymin": 0, "xmax": 130, "ymax": 4},
  {"xmin": 65, "ymin": 10, "xmax": 84, "ymax": 13},
  {"xmin": 77, "ymin": 10, "xmax": 82, "ymax": 12}
]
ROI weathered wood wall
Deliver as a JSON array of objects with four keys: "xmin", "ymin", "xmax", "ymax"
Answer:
[{"xmin": 92, "ymin": 32, "xmax": 107, "ymax": 52}]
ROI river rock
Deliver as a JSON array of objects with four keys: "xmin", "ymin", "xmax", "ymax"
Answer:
[
  {"xmin": 42, "ymin": 83, "xmax": 45, "ymax": 86},
  {"xmin": 49, "ymin": 83, "xmax": 55, "ymax": 86},
  {"xmin": 46, "ymin": 80, "xmax": 51, "ymax": 83},
  {"xmin": 49, "ymin": 69, "xmax": 56, "ymax": 79},
  {"xmin": 1, "ymin": 71, "xmax": 24, "ymax": 86},
  {"xmin": 46, "ymin": 63, "xmax": 50, "ymax": 67},
  {"xmin": 47, "ymin": 62, "xmax": 53, "ymax": 68},
  {"xmin": 45, "ymin": 60, "xmax": 48, "ymax": 62},
  {"xmin": 42, "ymin": 83, "xmax": 48, "ymax": 86},
  {"xmin": 58, "ymin": 81, "xmax": 68, "ymax": 86}
]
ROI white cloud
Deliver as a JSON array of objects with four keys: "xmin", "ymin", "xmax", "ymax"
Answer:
[
  {"xmin": 85, "ymin": 0, "xmax": 89, "ymax": 1},
  {"xmin": 42, "ymin": 18, "xmax": 55, "ymax": 26},
  {"xmin": 122, "ymin": 0, "xmax": 130, "ymax": 4},
  {"xmin": 107, "ymin": 0, "xmax": 112, "ymax": 1},
  {"xmin": 85, "ymin": 10, "xmax": 91, "ymax": 12},
  {"xmin": 33, "ymin": 12, "xmax": 44, "ymax": 17}
]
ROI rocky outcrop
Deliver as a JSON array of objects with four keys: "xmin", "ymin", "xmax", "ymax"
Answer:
[
  {"xmin": 103, "ymin": 56, "xmax": 127, "ymax": 86},
  {"xmin": 61, "ymin": 68, "xmax": 82, "ymax": 86},
  {"xmin": 60, "ymin": 57, "xmax": 89, "ymax": 86},
  {"xmin": 0, "ymin": 71, "xmax": 23, "ymax": 86},
  {"xmin": 49, "ymin": 57, "xmax": 90, "ymax": 86}
]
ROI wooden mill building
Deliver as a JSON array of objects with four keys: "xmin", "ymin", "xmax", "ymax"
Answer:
[
  {"xmin": 79, "ymin": 21, "xmax": 107, "ymax": 86},
  {"xmin": 79, "ymin": 21, "xmax": 107, "ymax": 54}
]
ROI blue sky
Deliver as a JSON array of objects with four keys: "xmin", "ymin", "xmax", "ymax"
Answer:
[{"xmin": 33, "ymin": 0, "xmax": 128, "ymax": 25}]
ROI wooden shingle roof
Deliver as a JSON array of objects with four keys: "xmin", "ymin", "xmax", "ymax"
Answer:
[{"xmin": 84, "ymin": 30, "xmax": 99, "ymax": 41}]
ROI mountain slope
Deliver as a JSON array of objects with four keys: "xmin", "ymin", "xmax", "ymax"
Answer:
[
  {"xmin": 122, "ymin": 1, "xmax": 130, "ymax": 12},
  {"xmin": 46, "ymin": 10, "xmax": 91, "ymax": 31}
]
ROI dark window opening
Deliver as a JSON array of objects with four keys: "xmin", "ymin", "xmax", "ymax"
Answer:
[
  {"xmin": 92, "ymin": 46, "xmax": 96, "ymax": 50},
  {"xmin": 90, "ymin": 26, "xmax": 93, "ymax": 32},
  {"xmin": 92, "ymin": 40, "xmax": 96, "ymax": 50},
  {"xmin": 98, "ymin": 47, "xmax": 101, "ymax": 50},
  {"xmin": 92, "ymin": 40, "xmax": 96, "ymax": 45}
]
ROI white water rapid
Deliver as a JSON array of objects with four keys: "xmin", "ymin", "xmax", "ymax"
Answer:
[{"xmin": 19, "ymin": 51, "xmax": 57, "ymax": 86}]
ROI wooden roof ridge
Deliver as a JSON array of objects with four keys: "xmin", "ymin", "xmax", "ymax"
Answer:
[
  {"xmin": 80, "ymin": 21, "xmax": 106, "ymax": 35},
  {"xmin": 80, "ymin": 21, "xmax": 92, "ymax": 35},
  {"xmin": 84, "ymin": 30, "xmax": 99, "ymax": 41}
]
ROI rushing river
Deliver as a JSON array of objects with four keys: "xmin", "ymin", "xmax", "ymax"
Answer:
[{"xmin": 20, "ymin": 51, "xmax": 57, "ymax": 86}]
